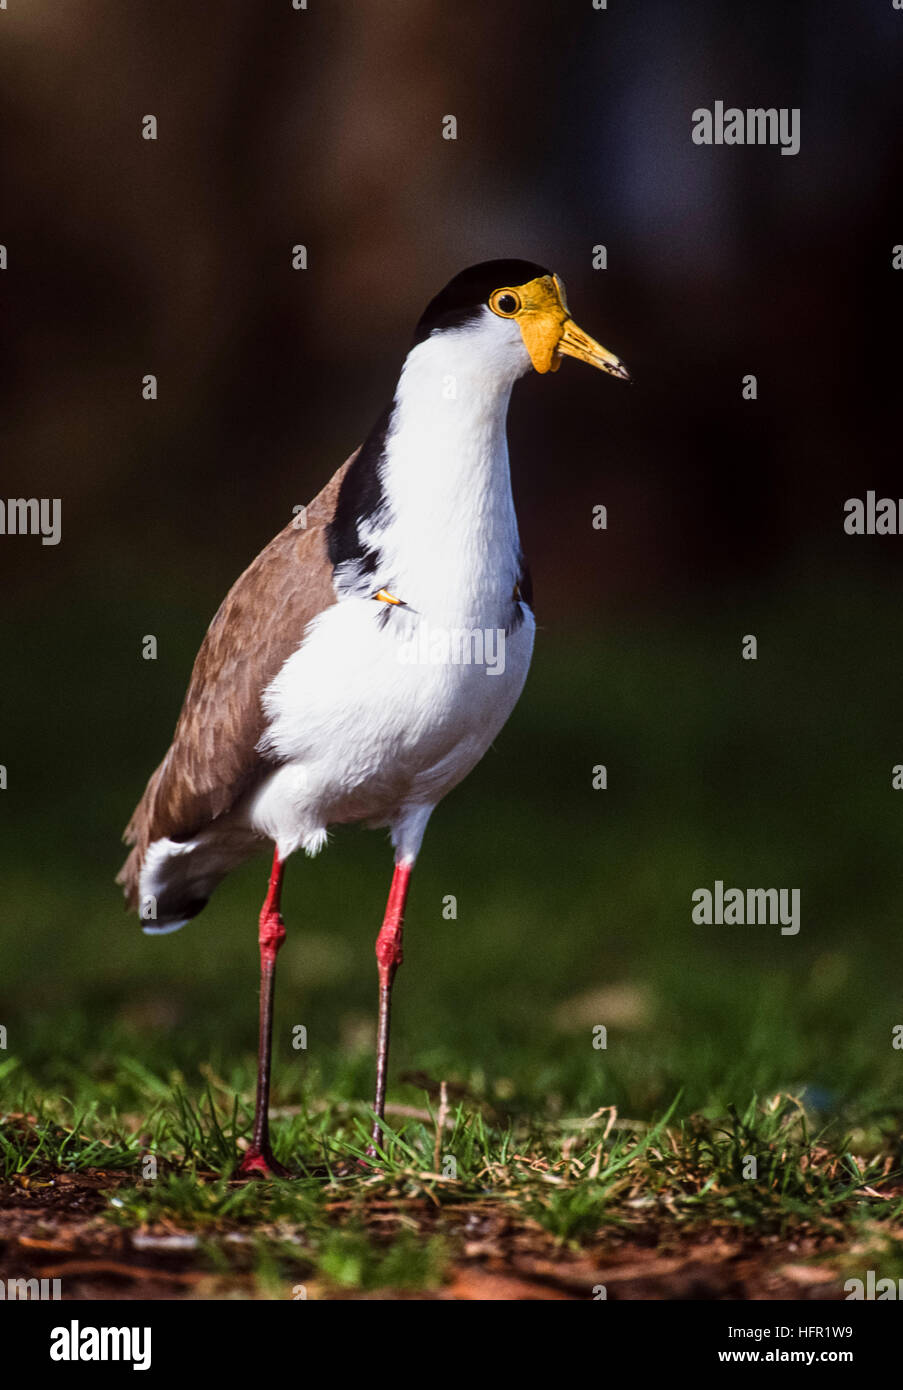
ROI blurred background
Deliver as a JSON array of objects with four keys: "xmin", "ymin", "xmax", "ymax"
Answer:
[{"xmin": 2, "ymin": 0, "xmax": 903, "ymax": 1129}]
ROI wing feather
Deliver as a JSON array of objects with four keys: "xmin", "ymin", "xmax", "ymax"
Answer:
[{"xmin": 117, "ymin": 453, "xmax": 357, "ymax": 906}]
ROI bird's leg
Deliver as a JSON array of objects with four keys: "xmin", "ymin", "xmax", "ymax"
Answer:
[
  {"xmin": 239, "ymin": 848, "xmax": 290, "ymax": 1178},
  {"xmin": 368, "ymin": 860, "xmax": 412, "ymax": 1155}
]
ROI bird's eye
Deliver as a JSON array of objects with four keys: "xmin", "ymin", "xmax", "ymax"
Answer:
[{"xmin": 490, "ymin": 290, "xmax": 521, "ymax": 317}]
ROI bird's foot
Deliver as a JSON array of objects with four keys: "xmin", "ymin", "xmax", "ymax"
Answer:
[
  {"xmin": 326, "ymin": 1152, "xmax": 381, "ymax": 1178},
  {"xmin": 358, "ymin": 1133, "xmax": 386, "ymax": 1173},
  {"xmin": 238, "ymin": 1147, "xmax": 291, "ymax": 1179}
]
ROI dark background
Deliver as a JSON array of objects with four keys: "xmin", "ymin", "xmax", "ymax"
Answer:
[
  {"xmin": 3, "ymin": 0, "xmax": 902, "ymax": 611},
  {"xmin": 2, "ymin": 1, "xmax": 903, "ymax": 1124}
]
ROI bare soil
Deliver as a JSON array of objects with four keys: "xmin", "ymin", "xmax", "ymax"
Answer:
[{"xmin": 0, "ymin": 1172, "xmax": 852, "ymax": 1301}]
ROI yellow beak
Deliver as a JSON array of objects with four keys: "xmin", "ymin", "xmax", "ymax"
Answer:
[
  {"xmin": 556, "ymin": 319, "xmax": 632, "ymax": 381},
  {"xmin": 511, "ymin": 275, "xmax": 631, "ymax": 380}
]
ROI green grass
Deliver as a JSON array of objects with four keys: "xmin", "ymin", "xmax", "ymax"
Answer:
[
  {"xmin": 2, "ymin": 1076, "xmax": 901, "ymax": 1292},
  {"xmin": 2, "ymin": 566, "xmax": 903, "ymax": 1292}
]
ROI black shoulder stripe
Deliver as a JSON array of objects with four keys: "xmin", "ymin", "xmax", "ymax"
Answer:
[{"xmin": 327, "ymin": 406, "xmax": 393, "ymax": 569}]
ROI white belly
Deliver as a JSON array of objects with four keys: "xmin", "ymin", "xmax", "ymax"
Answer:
[{"xmin": 250, "ymin": 596, "xmax": 535, "ymax": 858}]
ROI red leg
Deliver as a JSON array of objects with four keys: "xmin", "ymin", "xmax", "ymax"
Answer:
[
  {"xmin": 239, "ymin": 849, "xmax": 290, "ymax": 1178},
  {"xmin": 368, "ymin": 861, "xmax": 412, "ymax": 1154}
]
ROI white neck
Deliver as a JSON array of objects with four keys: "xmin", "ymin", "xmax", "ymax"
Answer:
[{"xmin": 376, "ymin": 317, "xmax": 529, "ymax": 623}]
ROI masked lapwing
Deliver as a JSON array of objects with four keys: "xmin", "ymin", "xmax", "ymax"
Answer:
[{"xmin": 118, "ymin": 259, "xmax": 630, "ymax": 1175}]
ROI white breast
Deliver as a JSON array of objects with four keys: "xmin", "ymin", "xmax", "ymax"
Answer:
[
  {"xmin": 252, "ymin": 311, "xmax": 536, "ymax": 862},
  {"xmin": 252, "ymin": 598, "xmax": 534, "ymax": 858}
]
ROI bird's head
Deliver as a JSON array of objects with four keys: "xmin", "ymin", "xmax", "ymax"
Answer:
[{"xmin": 412, "ymin": 259, "xmax": 631, "ymax": 383}]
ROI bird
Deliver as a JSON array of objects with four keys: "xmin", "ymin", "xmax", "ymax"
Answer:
[{"xmin": 118, "ymin": 259, "xmax": 630, "ymax": 1177}]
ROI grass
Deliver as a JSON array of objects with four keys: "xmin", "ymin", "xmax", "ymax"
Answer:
[
  {"xmin": 2, "ymin": 566, "xmax": 903, "ymax": 1294},
  {"xmin": 3, "ymin": 1076, "xmax": 901, "ymax": 1294}
]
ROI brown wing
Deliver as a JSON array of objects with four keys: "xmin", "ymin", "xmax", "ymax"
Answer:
[{"xmin": 117, "ymin": 452, "xmax": 357, "ymax": 907}]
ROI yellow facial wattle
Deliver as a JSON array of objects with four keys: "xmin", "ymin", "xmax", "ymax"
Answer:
[{"xmin": 488, "ymin": 273, "xmax": 631, "ymax": 380}]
